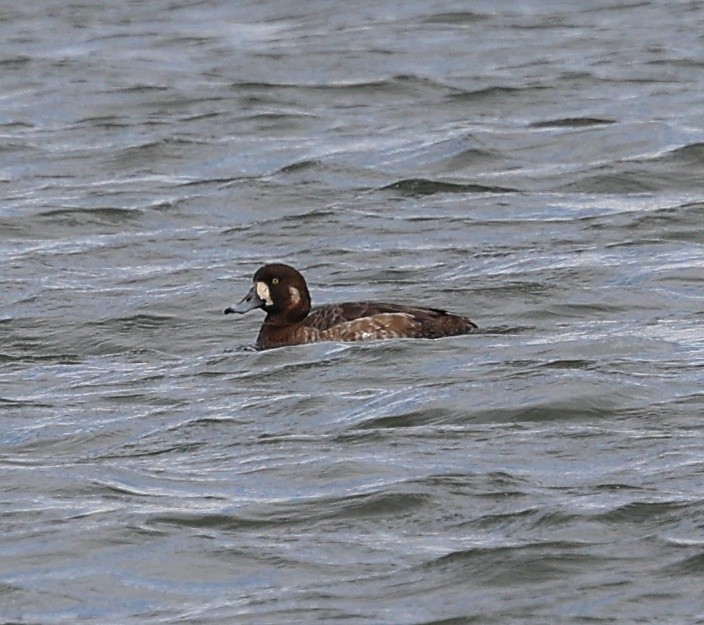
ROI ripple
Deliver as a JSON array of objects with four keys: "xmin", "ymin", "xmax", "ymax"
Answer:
[{"xmin": 381, "ymin": 178, "xmax": 517, "ymax": 195}]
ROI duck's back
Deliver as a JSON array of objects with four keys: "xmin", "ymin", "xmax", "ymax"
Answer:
[{"xmin": 303, "ymin": 302, "xmax": 477, "ymax": 340}]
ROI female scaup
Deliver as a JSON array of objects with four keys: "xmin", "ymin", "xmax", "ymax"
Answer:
[{"xmin": 225, "ymin": 263, "xmax": 477, "ymax": 350}]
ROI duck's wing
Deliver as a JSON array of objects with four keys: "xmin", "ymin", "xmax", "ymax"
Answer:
[
  {"xmin": 303, "ymin": 302, "xmax": 423, "ymax": 330},
  {"xmin": 304, "ymin": 302, "xmax": 476, "ymax": 337}
]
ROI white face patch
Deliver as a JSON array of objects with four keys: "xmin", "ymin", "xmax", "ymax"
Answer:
[
  {"xmin": 288, "ymin": 286, "xmax": 301, "ymax": 305},
  {"xmin": 255, "ymin": 281, "xmax": 273, "ymax": 306}
]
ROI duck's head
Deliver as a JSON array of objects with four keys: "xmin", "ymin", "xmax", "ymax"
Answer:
[{"xmin": 225, "ymin": 263, "xmax": 311, "ymax": 322}]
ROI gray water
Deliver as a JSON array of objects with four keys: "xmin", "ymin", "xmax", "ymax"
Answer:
[{"xmin": 2, "ymin": 1, "xmax": 704, "ymax": 623}]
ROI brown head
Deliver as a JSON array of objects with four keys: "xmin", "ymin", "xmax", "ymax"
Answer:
[{"xmin": 224, "ymin": 263, "xmax": 312, "ymax": 323}]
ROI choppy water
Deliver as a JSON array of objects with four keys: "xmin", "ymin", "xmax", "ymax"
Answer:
[{"xmin": 2, "ymin": 1, "xmax": 704, "ymax": 623}]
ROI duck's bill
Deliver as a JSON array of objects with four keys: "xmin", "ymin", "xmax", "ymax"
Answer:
[{"xmin": 224, "ymin": 285, "xmax": 265, "ymax": 314}]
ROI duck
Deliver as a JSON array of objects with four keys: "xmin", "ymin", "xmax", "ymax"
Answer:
[{"xmin": 225, "ymin": 263, "xmax": 477, "ymax": 350}]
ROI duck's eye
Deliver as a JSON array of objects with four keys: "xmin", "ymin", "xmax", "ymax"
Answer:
[{"xmin": 272, "ymin": 277, "xmax": 279, "ymax": 285}]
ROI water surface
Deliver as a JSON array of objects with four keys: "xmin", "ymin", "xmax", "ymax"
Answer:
[{"xmin": 2, "ymin": 1, "xmax": 703, "ymax": 623}]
